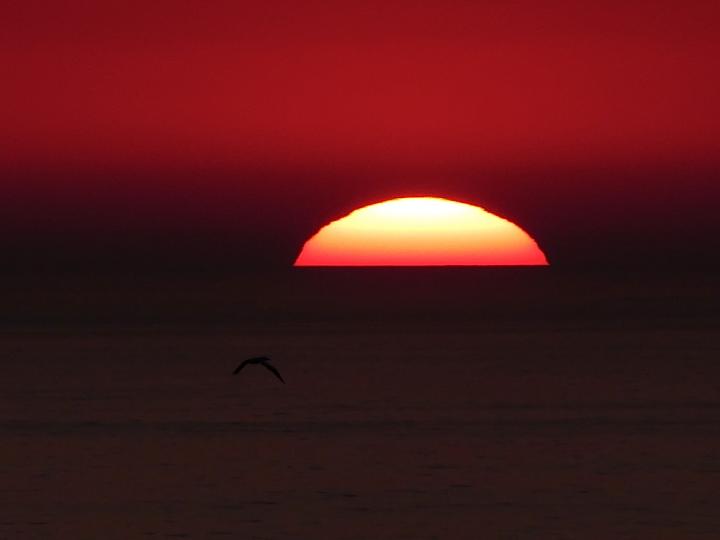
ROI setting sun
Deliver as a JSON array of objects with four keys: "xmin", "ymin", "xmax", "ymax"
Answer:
[{"xmin": 295, "ymin": 197, "xmax": 548, "ymax": 266}]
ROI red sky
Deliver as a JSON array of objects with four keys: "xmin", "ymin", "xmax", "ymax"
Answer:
[{"xmin": 2, "ymin": 1, "xmax": 719, "ymax": 270}]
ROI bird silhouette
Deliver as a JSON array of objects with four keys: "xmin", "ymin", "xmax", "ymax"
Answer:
[{"xmin": 232, "ymin": 356, "xmax": 285, "ymax": 383}]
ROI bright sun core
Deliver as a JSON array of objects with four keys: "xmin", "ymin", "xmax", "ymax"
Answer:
[{"xmin": 294, "ymin": 197, "xmax": 548, "ymax": 266}]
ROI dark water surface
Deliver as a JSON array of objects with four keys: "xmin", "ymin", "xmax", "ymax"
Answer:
[{"xmin": 1, "ymin": 269, "xmax": 719, "ymax": 538}]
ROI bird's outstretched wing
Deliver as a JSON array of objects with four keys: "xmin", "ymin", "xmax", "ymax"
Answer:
[
  {"xmin": 261, "ymin": 362, "xmax": 285, "ymax": 383},
  {"xmin": 232, "ymin": 359, "xmax": 251, "ymax": 375}
]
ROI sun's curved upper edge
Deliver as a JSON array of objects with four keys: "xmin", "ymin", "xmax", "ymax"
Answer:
[{"xmin": 293, "ymin": 196, "xmax": 550, "ymax": 266}]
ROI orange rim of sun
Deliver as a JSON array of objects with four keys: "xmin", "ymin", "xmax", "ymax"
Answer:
[{"xmin": 294, "ymin": 197, "xmax": 548, "ymax": 266}]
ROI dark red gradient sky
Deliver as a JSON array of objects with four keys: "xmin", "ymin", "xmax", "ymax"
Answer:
[{"xmin": 2, "ymin": 1, "xmax": 719, "ymax": 270}]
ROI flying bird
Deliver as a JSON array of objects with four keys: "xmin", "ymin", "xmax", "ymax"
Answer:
[{"xmin": 232, "ymin": 356, "xmax": 285, "ymax": 384}]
